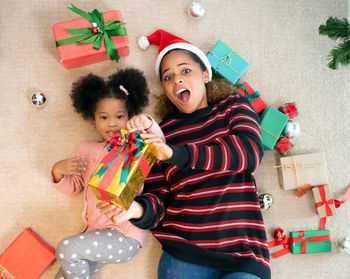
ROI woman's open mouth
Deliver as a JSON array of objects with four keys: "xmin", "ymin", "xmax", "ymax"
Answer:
[{"xmin": 176, "ymin": 88, "xmax": 191, "ymax": 104}]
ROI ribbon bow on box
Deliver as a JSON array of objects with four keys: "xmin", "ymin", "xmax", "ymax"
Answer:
[{"xmin": 55, "ymin": 4, "xmax": 127, "ymax": 62}]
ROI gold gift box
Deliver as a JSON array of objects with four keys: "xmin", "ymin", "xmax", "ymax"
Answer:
[{"xmin": 88, "ymin": 138, "xmax": 157, "ymax": 210}]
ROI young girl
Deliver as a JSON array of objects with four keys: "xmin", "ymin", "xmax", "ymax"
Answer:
[
  {"xmin": 51, "ymin": 67, "xmax": 164, "ymax": 279},
  {"xmin": 99, "ymin": 30, "xmax": 271, "ymax": 279}
]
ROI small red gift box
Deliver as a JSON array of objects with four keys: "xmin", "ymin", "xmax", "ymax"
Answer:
[
  {"xmin": 235, "ymin": 82, "xmax": 267, "ymax": 113},
  {"xmin": 278, "ymin": 102, "xmax": 298, "ymax": 118},
  {"xmin": 274, "ymin": 135, "xmax": 294, "ymax": 156},
  {"xmin": 0, "ymin": 228, "xmax": 56, "ymax": 279},
  {"xmin": 52, "ymin": 5, "xmax": 129, "ymax": 69}
]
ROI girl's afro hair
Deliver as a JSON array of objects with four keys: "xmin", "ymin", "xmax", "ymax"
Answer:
[
  {"xmin": 107, "ymin": 68, "xmax": 150, "ymax": 117},
  {"xmin": 70, "ymin": 68, "xmax": 150, "ymax": 120},
  {"xmin": 70, "ymin": 74, "xmax": 108, "ymax": 120}
]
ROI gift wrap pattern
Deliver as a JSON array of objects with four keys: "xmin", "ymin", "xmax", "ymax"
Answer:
[
  {"xmin": 0, "ymin": 228, "xmax": 56, "ymax": 279},
  {"xmin": 278, "ymin": 152, "xmax": 329, "ymax": 190},
  {"xmin": 290, "ymin": 230, "xmax": 331, "ymax": 254},
  {"xmin": 207, "ymin": 40, "xmax": 249, "ymax": 84},
  {"xmin": 52, "ymin": 7, "xmax": 129, "ymax": 69},
  {"xmin": 88, "ymin": 129, "xmax": 157, "ymax": 210}
]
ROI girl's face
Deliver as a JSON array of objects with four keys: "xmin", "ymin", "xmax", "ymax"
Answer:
[
  {"xmin": 92, "ymin": 97, "xmax": 129, "ymax": 142},
  {"xmin": 160, "ymin": 50, "xmax": 209, "ymax": 114}
]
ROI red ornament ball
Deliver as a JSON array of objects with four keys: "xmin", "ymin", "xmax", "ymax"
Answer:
[
  {"xmin": 272, "ymin": 228, "xmax": 286, "ymax": 242},
  {"xmin": 91, "ymin": 27, "xmax": 99, "ymax": 34}
]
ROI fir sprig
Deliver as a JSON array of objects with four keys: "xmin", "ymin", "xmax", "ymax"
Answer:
[
  {"xmin": 319, "ymin": 17, "xmax": 350, "ymax": 40},
  {"xmin": 319, "ymin": 16, "xmax": 350, "ymax": 70},
  {"xmin": 327, "ymin": 40, "xmax": 350, "ymax": 69}
]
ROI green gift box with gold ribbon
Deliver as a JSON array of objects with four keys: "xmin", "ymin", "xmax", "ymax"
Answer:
[
  {"xmin": 259, "ymin": 107, "xmax": 289, "ymax": 150},
  {"xmin": 52, "ymin": 4, "xmax": 128, "ymax": 69}
]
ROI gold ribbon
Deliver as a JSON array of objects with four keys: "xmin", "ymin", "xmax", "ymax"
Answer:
[{"xmin": 260, "ymin": 126, "xmax": 278, "ymax": 139}]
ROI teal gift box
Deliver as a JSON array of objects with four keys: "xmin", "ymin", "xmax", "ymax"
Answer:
[
  {"xmin": 207, "ymin": 40, "xmax": 249, "ymax": 84},
  {"xmin": 259, "ymin": 107, "xmax": 289, "ymax": 150},
  {"xmin": 290, "ymin": 230, "xmax": 331, "ymax": 254}
]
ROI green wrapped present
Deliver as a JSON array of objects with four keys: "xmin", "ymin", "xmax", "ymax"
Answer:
[
  {"xmin": 206, "ymin": 40, "xmax": 249, "ymax": 84},
  {"xmin": 259, "ymin": 107, "xmax": 289, "ymax": 150},
  {"xmin": 290, "ymin": 230, "xmax": 331, "ymax": 254}
]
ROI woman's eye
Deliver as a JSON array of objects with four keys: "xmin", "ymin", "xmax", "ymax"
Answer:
[
  {"xmin": 164, "ymin": 75, "xmax": 172, "ymax": 81},
  {"xmin": 183, "ymin": 68, "xmax": 191, "ymax": 74},
  {"xmin": 100, "ymin": 116, "xmax": 107, "ymax": 120},
  {"xmin": 117, "ymin": 115, "xmax": 124, "ymax": 119}
]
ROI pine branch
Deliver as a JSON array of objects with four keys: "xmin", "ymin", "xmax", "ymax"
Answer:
[
  {"xmin": 319, "ymin": 17, "xmax": 350, "ymax": 40},
  {"xmin": 327, "ymin": 39, "xmax": 350, "ymax": 69}
]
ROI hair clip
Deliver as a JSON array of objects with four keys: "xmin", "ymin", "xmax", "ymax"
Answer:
[{"xmin": 119, "ymin": 85, "xmax": 129, "ymax": 95}]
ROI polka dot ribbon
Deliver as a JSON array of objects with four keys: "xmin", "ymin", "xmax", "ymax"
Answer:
[{"xmin": 55, "ymin": 4, "xmax": 127, "ymax": 62}]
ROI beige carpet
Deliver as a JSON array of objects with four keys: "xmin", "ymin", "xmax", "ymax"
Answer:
[{"xmin": 0, "ymin": 0, "xmax": 349, "ymax": 278}]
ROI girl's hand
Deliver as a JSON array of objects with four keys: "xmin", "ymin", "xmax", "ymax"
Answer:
[
  {"xmin": 140, "ymin": 133, "xmax": 173, "ymax": 161},
  {"xmin": 51, "ymin": 156, "xmax": 87, "ymax": 183},
  {"xmin": 127, "ymin": 114, "xmax": 153, "ymax": 133},
  {"xmin": 96, "ymin": 201, "xmax": 144, "ymax": 223}
]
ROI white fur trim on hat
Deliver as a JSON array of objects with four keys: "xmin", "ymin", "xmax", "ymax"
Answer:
[
  {"xmin": 138, "ymin": 36, "xmax": 150, "ymax": 49},
  {"xmin": 155, "ymin": 42, "xmax": 212, "ymax": 81}
]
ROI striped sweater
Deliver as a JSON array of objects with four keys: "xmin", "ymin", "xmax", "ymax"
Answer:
[{"xmin": 132, "ymin": 93, "xmax": 270, "ymax": 279}]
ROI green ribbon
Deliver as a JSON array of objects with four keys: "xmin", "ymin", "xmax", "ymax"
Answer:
[
  {"xmin": 55, "ymin": 3, "xmax": 127, "ymax": 62},
  {"xmin": 236, "ymin": 84, "xmax": 260, "ymax": 103}
]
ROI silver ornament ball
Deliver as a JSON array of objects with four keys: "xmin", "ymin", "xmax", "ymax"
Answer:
[
  {"xmin": 258, "ymin": 193, "xmax": 273, "ymax": 210},
  {"xmin": 283, "ymin": 120, "xmax": 301, "ymax": 139},
  {"xmin": 30, "ymin": 92, "xmax": 47, "ymax": 107},
  {"xmin": 337, "ymin": 236, "xmax": 350, "ymax": 254},
  {"xmin": 187, "ymin": 1, "xmax": 206, "ymax": 19}
]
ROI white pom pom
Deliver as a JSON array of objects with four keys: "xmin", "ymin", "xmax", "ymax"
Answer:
[{"xmin": 138, "ymin": 36, "xmax": 150, "ymax": 49}]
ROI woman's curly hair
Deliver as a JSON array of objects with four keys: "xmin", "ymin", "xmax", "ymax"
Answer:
[
  {"xmin": 154, "ymin": 73, "xmax": 236, "ymax": 120},
  {"xmin": 70, "ymin": 68, "xmax": 150, "ymax": 120}
]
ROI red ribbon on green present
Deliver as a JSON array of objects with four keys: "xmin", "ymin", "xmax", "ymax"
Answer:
[
  {"xmin": 55, "ymin": 4, "xmax": 127, "ymax": 62},
  {"xmin": 95, "ymin": 131, "xmax": 150, "ymax": 204},
  {"xmin": 290, "ymin": 231, "xmax": 330, "ymax": 254}
]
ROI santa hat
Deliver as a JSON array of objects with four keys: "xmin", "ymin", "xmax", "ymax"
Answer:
[{"xmin": 138, "ymin": 29, "xmax": 212, "ymax": 81}]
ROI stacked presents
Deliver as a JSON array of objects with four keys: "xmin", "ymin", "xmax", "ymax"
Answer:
[{"xmin": 205, "ymin": 39, "xmax": 350, "ymax": 258}]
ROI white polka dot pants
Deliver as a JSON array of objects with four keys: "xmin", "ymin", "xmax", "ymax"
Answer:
[{"xmin": 54, "ymin": 228, "xmax": 140, "ymax": 279}]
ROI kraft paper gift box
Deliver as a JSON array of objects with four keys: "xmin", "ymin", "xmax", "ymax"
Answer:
[
  {"xmin": 88, "ymin": 129, "xmax": 157, "ymax": 210},
  {"xmin": 207, "ymin": 40, "xmax": 249, "ymax": 84},
  {"xmin": 235, "ymin": 82, "xmax": 267, "ymax": 114},
  {"xmin": 0, "ymin": 228, "xmax": 56, "ymax": 279},
  {"xmin": 277, "ymin": 152, "xmax": 329, "ymax": 190},
  {"xmin": 312, "ymin": 185, "xmax": 336, "ymax": 218},
  {"xmin": 52, "ymin": 4, "xmax": 129, "ymax": 69},
  {"xmin": 259, "ymin": 107, "xmax": 289, "ymax": 150},
  {"xmin": 290, "ymin": 229, "xmax": 331, "ymax": 254}
]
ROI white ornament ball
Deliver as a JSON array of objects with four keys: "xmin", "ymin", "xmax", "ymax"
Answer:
[
  {"xmin": 337, "ymin": 236, "xmax": 350, "ymax": 254},
  {"xmin": 187, "ymin": 1, "xmax": 206, "ymax": 20},
  {"xmin": 283, "ymin": 120, "xmax": 301, "ymax": 139},
  {"xmin": 30, "ymin": 92, "xmax": 47, "ymax": 107}
]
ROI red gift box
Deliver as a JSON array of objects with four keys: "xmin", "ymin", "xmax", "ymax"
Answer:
[
  {"xmin": 274, "ymin": 135, "xmax": 294, "ymax": 156},
  {"xmin": 0, "ymin": 228, "xmax": 56, "ymax": 279},
  {"xmin": 235, "ymin": 82, "xmax": 267, "ymax": 113},
  {"xmin": 52, "ymin": 7, "xmax": 129, "ymax": 69},
  {"xmin": 278, "ymin": 102, "xmax": 298, "ymax": 118}
]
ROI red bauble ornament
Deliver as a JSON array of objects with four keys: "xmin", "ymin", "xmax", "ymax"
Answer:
[
  {"xmin": 91, "ymin": 27, "xmax": 99, "ymax": 34},
  {"xmin": 272, "ymin": 228, "xmax": 286, "ymax": 242}
]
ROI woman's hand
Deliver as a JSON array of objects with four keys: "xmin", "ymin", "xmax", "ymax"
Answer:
[
  {"xmin": 140, "ymin": 133, "xmax": 173, "ymax": 161},
  {"xmin": 96, "ymin": 201, "xmax": 144, "ymax": 223},
  {"xmin": 51, "ymin": 156, "xmax": 87, "ymax": 183},
  {"xmin": 127, "ymin": 114, "xmax": 153, "ymax": 133}
]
